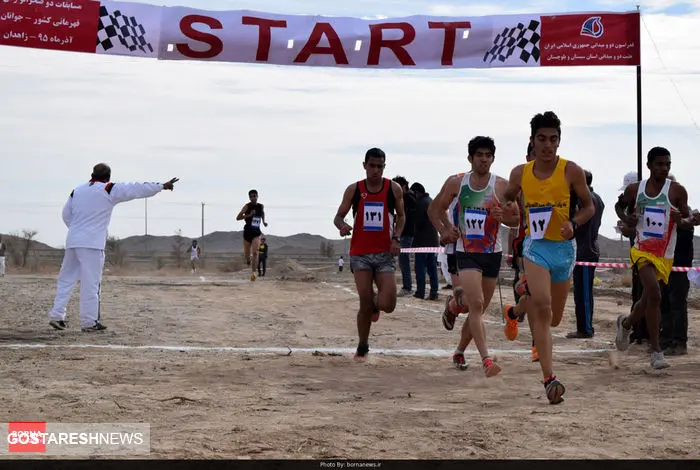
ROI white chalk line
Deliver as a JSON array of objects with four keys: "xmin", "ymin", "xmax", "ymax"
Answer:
[{"xmin": 0, "ymin": 343, "xmax": 611, "ymax": 357}]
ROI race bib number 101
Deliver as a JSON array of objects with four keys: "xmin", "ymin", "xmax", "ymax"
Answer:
[
  {"xmin": 363, "ymin": 202, "xmax": 384, "ymax": 231},
  {"xmin": 528, "ymin": 206, "xmax": 553, "ymax": 240},
  {"xmin": 642, "ymin": 206, "xmax": 665, "ymax": 239}
]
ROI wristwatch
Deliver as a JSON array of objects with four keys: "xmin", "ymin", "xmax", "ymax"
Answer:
[
  {"xmin": 570, "ymin": 219, "xmax": 579, "ymax": 232},
  {"xmin": 392, "ymin": 236, "xmax": 400, "ymax": 243}
]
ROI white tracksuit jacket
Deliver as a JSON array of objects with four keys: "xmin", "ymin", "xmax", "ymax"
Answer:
[{"xmin": 62, "ymin": 180, "xmax": 164, "ymax": 248}]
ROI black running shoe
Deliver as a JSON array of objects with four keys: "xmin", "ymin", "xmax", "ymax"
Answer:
[
  {"xmin": 82, "ymin": 322, "xmax": 107, "ymax": 332},
  {"xmin": 49, "ymin": 320, "xmax": 67, "ymax": 330}
]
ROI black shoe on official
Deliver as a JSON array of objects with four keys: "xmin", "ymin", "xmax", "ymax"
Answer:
[
  {"xmin": 82, "ymin": 322, "xmax": 107, "ymax": 332},
  {"xmin": 49, "ymin": 320, "xmax": 67, "ymax": 330}
]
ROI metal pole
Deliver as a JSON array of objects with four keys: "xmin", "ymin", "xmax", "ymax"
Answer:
[
  {"xmin": 145, "ymin": 199, "xmax": 148, "ymax": 235},
  {"xmin": 636, "ymin": 4, "xmax": 643, "ymax": 181},
  {"xmin": 201, "ymin": 202, "xmax": 205, "ymax": 238}
]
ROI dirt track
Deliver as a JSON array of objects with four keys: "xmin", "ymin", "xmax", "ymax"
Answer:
[{"xmin": 0, "ymin": 268, "xmax": 698, "ymax": 459}]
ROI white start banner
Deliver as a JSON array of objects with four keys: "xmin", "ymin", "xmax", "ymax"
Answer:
[{"xmin": 1, "ymin": 0, "xmax": 641, "ymax": 69}]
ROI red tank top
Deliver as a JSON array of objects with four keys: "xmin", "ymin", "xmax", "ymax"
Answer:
[{"xmin": 349, "ymin": 179, "xmax": 393, "ymax": 256}]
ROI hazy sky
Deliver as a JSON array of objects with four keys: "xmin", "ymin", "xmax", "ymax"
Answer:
[{"xmin": 0, "ymin": 0, "xmax": 699, "ymax": 248}]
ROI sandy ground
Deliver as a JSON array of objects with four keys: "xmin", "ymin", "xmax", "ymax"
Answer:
[{"xmin": 0, "ymin": 263, "xmax": 699, "ymax": 460}]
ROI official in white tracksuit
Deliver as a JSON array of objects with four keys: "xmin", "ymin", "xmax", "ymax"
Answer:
[
  {"xmin": 48, "ymin": 163, "xmax": 178, "ymax": 332},
  {"xmin": 0, "ymin": 237, "xmax": 6, "ymax": 277}
]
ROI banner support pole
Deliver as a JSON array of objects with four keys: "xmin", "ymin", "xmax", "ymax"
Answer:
[{"xmin": 636, "ymin": 4, "xmax": 643, "ymax": 181}]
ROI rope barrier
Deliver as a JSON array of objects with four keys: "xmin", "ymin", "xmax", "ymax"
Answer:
[{"xmin": 399, "ymin": 247, "xmax": 700, "ymax": 272}]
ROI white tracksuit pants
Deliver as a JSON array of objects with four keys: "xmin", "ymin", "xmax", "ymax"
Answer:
[
  {"xmin": 0, "ymin": 256, "xmax": 5, "ymax": 276},
  {"xmin": 438, "ymin": 252, "xmax": 452, "ymax": 286},
  {"xmin": 48, "ymin": 248, "xmax": 105, "ymax": 328}
]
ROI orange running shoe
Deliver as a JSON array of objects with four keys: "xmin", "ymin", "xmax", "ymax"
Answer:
[
  {"xmin": 503, "ymin": 305, "xmax": 519, "ymax": 341},
  {"xmin": 531, "ymin": 345, "xmax": 539, "ymax": 362}
]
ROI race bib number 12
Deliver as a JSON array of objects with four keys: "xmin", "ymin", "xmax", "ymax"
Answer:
[
  {"xmin": 528, "ymin": 206, "xmax": 553, "ymax": 240},
  {"xmin": 642, "ymin": 206, "xmax": 665, "ymax": 239},
  {"xmin": 363, "ymin": 202, "xmax": 384, "ymax": 231},
  {"xmin": 463, "ymin": 208, "xmax": 487, "ymax": 239}
]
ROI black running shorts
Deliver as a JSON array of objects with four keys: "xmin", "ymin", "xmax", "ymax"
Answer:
[{"xmin": 455, "ymin": 251, "xmax": 503, "ymax": 279}]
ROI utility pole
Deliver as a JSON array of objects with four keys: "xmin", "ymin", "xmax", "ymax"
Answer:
[
  {"xmin": 201, "ymin": 202, "xmax": 205, "ymax": 238},
  {"xmin": 145, "ymin": 199, "xmax": 149, "ymax": 252}
]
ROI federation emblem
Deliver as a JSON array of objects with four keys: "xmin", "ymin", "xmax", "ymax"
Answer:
[{"xmin": 580, "ymin": 16, "xmax": 604, "ymax": 39}]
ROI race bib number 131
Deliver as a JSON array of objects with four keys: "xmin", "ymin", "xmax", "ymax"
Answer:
[{"xmin": 363, "ymin": 202, "xmax": 384, "ymax": 231}]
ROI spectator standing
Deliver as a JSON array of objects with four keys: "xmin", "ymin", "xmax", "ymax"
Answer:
[
  {"xmin": 660, "ymin": 176, "xmax": 696, "ymax": 356},
  {"xmin": 567, "ymin": 170, "xmax": 604, "ymax": 338},
  {"xmin": 616, "ymin": 171, "xmax": 649, "ymax": 344},
  {"xmin": 410, "ymin": 182, "xmax": 439, "ymax": 300},
  {"xmin": 257, "ymin": 236, "xmax": 268, "ymax": 277},
  {"xmin": 393, "ymin": 176, "xmax": 416, "ymax": 296}
]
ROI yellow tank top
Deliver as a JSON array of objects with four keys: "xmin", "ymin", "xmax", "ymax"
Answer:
[{"xmin": 521, "ymin": 157, "xmax": 571, "ymax": 242}]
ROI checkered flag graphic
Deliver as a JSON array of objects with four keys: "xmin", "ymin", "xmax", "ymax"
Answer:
[
  {"xmin": 96, "ymin": 6, "xmax": 154, "ymax": 54},
  {"xmin": 483, "ymin": 20, "xmax": 541, "ymax": 64}
]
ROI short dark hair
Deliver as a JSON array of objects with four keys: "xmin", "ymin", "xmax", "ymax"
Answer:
[
  {"xmin": 392, "ymin": 176, "xmax": 408, "ymax": 188},
  {"xmin": 410, "ymin": 182, "xmax": 425, "ymax": 194},
  {"xmin": 249, "ymin": 189, "xmax": 258, "ymax": 197},
  {"xmin": 530, "ymin": 111, "xmax": 562, "ymax": 138},
  {"xmin": 584, "ymin": 170, "xmax": 593, "ymax": 187},
  {"xmin": 647, "ymin": 146, "xmax": 670, "ymax": 164},
  {"xmin": 467, "ymin": 136, "xmax": 496, "ymax": 157},
  {"xmin": 527, "ymin": 142, "xmax": 534, "ymax": 155},
  {"xmin": 365, "ymin": 147, "xmax": 386, "ymax": 163},
  {"xmin": 91, "ymin": 163, "xmax": 111, "ymax": 181}
]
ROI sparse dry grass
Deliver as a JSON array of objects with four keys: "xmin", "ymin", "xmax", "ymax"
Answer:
[{"xmin": 609, "ymin": 272, "xmax": 633, "ymax": 288}]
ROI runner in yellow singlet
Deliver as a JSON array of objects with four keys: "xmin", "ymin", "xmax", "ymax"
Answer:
[{"xmin": 503, "ymin": 111, "xmax": 595, "ymax": 405}]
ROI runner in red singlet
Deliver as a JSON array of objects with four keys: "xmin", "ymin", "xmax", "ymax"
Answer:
[{"xmin": 334, "ymin": 148, "xmax": 405, "ymax": 362}]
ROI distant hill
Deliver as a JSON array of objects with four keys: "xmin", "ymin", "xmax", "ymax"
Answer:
[
  {"xmin": 0, "ymin": 233, "xmax": 58, "ymax": 252},
  {"xmin": 14, "ymin": 230, "xmax": 700, "ymax": 260},
  {"xmin": 111, "ymin": 231, "xmax": 700, "ymax": 260},
  {"xmin": 117, "ymin": 231, "xmax": 349, "ymax": 255}
]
